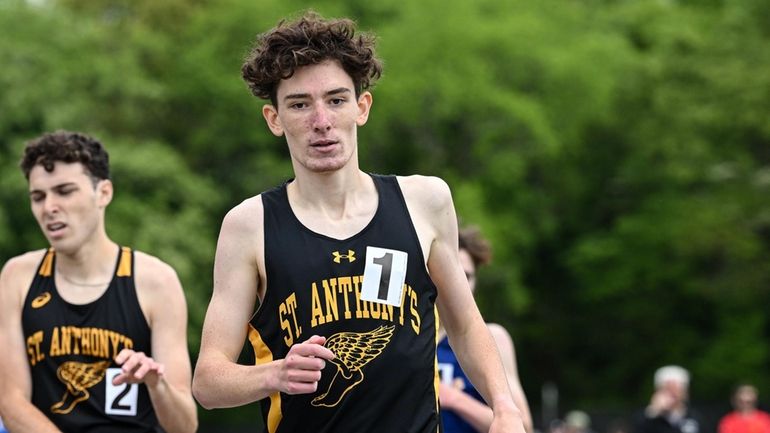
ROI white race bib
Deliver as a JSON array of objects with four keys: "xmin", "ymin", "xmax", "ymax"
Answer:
[
  {"xmin": 438, "ymin": 363, "xmax": 455, "ymax": 385},
  {"xmin": 104, "ymin": 368, "xmax": 138, "ymax": 416},
  {"xmin": 360, "ymin": 246, "xmax": 408, "ymax": 307}
]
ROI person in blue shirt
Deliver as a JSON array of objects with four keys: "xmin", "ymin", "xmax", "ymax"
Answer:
[{"xmin": 437, "ymin": 224, "xmax": 533, "ymax": 433}]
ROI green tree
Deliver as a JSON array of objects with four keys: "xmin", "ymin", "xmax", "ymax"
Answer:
[{"xmin": 3, "ymin": 0, "xmax": 770, "ymax": 429}]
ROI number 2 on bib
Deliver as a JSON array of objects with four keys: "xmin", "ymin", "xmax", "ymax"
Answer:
[{"xmin": 105, "ymin": 368, "xmax": 139, "ymax": 416}]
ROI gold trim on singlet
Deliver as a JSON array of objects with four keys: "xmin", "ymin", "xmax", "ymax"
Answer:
[
  {"xmin": 433, "ymin": 305, "xmax": 441, "ymax": 432},
  {"xmin": 116, "ymin": 246, "xmax": 132, "ymax": 277},
  {"xmin": 248, "ymin": 325, "xmax": 281, "ymax": 433},
  {"xmin": 39, "ymin": 248, "xmax": 55, "ymax": 277}
]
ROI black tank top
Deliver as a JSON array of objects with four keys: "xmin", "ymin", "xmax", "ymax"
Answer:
[
  {"xmin": 250, "ymin": 174, "xmax": 441, "ymax": 433},
  {"xmin": 21, "ymin": 247, "xmax": 161, "ymax": 433}
]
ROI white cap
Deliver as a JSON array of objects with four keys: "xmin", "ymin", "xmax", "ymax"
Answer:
[{"xmin": 654, "ymin": 365, "xmax": 690, "ymax": 388}]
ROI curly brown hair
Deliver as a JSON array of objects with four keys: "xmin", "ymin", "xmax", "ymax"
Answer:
[
  {"xmin": 241, "ymin": 11, "xmax": 383, "ymax": 107},
  {"xmin": 20, "ymin": 130, "xmax": 110, "ymax": 182},
  {"xmin": 459, "ymin": 225, "xmax": 492, "ymax": 268}
]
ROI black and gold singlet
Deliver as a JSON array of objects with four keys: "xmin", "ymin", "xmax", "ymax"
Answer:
[
  {"xmin": 250, "ymin": 174, "xmax": 442, "ymax": 433},
  {"xmin": 21, "ymin": 247, "xmax": 161, "ymax": 433}
]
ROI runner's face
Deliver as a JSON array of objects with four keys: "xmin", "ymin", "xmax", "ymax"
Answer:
[
  {"xmin": 28, "ymin": 162, "xmax": 111, "ymax": 253},
  {"xmin": 661, "ymin": 379, "xmax": 687, "ymax": 403},
  {"xmin": 735, "ymin": 386, "xmax": 757, "ymax": 410},
  {"xmin": 262, "ymin": 60, "xmax": 372, "ymax": 174}
]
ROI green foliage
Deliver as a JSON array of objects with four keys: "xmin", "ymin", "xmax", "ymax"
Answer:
[
  {"xmin": 2, "ymin": 0, "xmax": 769, "ymax": 428},
  {"xmin": 106, "ymin": 138, "xmax": 221, "ymax": 350}
]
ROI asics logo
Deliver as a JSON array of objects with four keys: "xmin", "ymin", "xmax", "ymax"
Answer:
[{"xmin": 32, "ymin": 292, "xmax": 52, "ymax": 309}]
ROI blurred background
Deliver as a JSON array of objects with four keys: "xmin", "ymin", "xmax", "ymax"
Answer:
[{"xmin": 1, "ymin": 0, "xmax": 769, "ymax": 431}]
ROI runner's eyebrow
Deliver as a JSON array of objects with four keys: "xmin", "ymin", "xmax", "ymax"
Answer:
[
  {"xmin": 29, "ymin": 182, "xmax": 78, "ymax": 194},
  {"xmin": 325, "ymin": 87, "xmax": 351, "ymax": 97},
  {"xmin": 283, "ymin": 87, "xmax": 352, "ymax": 102}
]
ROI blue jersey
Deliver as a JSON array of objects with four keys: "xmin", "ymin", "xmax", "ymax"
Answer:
[{"xmin": 437, "ymin": 335, "xmax": 484, "ymax": 433}]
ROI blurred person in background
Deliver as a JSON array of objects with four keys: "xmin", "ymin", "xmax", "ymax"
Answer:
[
  {"xmin": 634, "ymin": 365, "xmax": 702, "ymax": 433},
  {"xmin": 718, "ymin": 384, "xmax": 770, "ymax": 433},
  {"xmin": 606, "ymin": 417, "xmax": 632, "ymax": 433},
  {"xmin": 0, "ymin": 131, "xmax": 197, "ymax": 433},
  {"xmin": 437, "ymin": 224, "xmax": 533, "ymax": 433},
  {"xmin": 550, "ymin": 418, "xmax": 567, "ymax": 433},
  {"xmin": 564, "ymin": 410, "xmax": 595, "ymax": 433}
]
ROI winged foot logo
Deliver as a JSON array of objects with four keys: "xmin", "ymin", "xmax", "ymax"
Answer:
[{"xmin": 311, "ymin": 325, "xmax": 395, "ymax": 407}]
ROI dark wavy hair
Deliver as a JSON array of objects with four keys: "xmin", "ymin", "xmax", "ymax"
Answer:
[
  {"xmin": 20, "ymin": 130, "xmax": 110, "ymax": 183},
  {"xmin": 459, "ymin": 225, "xmax": 492, "ymax": 268},
  {"xmin": 242, "ymin": 10, "xmax": 383, "ymax": 107}
]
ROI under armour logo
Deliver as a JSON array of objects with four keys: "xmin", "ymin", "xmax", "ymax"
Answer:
[{"xmin": 332, "ymin": 250, "xmax": 356, "ymax": 263}]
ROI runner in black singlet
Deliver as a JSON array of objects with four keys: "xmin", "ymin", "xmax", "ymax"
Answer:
[
  {"xmin": 0, "ymin": 131, "xmax": 197, "ymax": 433},
  {"xmin": 192, "ymin": 11, "xmax": 525, "ymax": 433}
]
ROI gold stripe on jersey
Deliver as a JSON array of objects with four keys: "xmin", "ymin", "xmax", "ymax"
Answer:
[
  {"xmin": 433, "ymin": 305, "xmax": 440, "ymax": 420},
  {"xmin": 249, "ymin": 325, "xmax": 281, "ymax": 433},
  {"xmin": 39, "ymin": 248, "xmax": 55, "ymax": 277},
  {"xmin": 117, "ymin": 246, "xmax": 132, "ymax": 277}
]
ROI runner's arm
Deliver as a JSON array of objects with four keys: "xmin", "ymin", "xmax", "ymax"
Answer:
[{"xmin": 0, "ymin": 255, "xmax": 63, "ymax": 433}]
